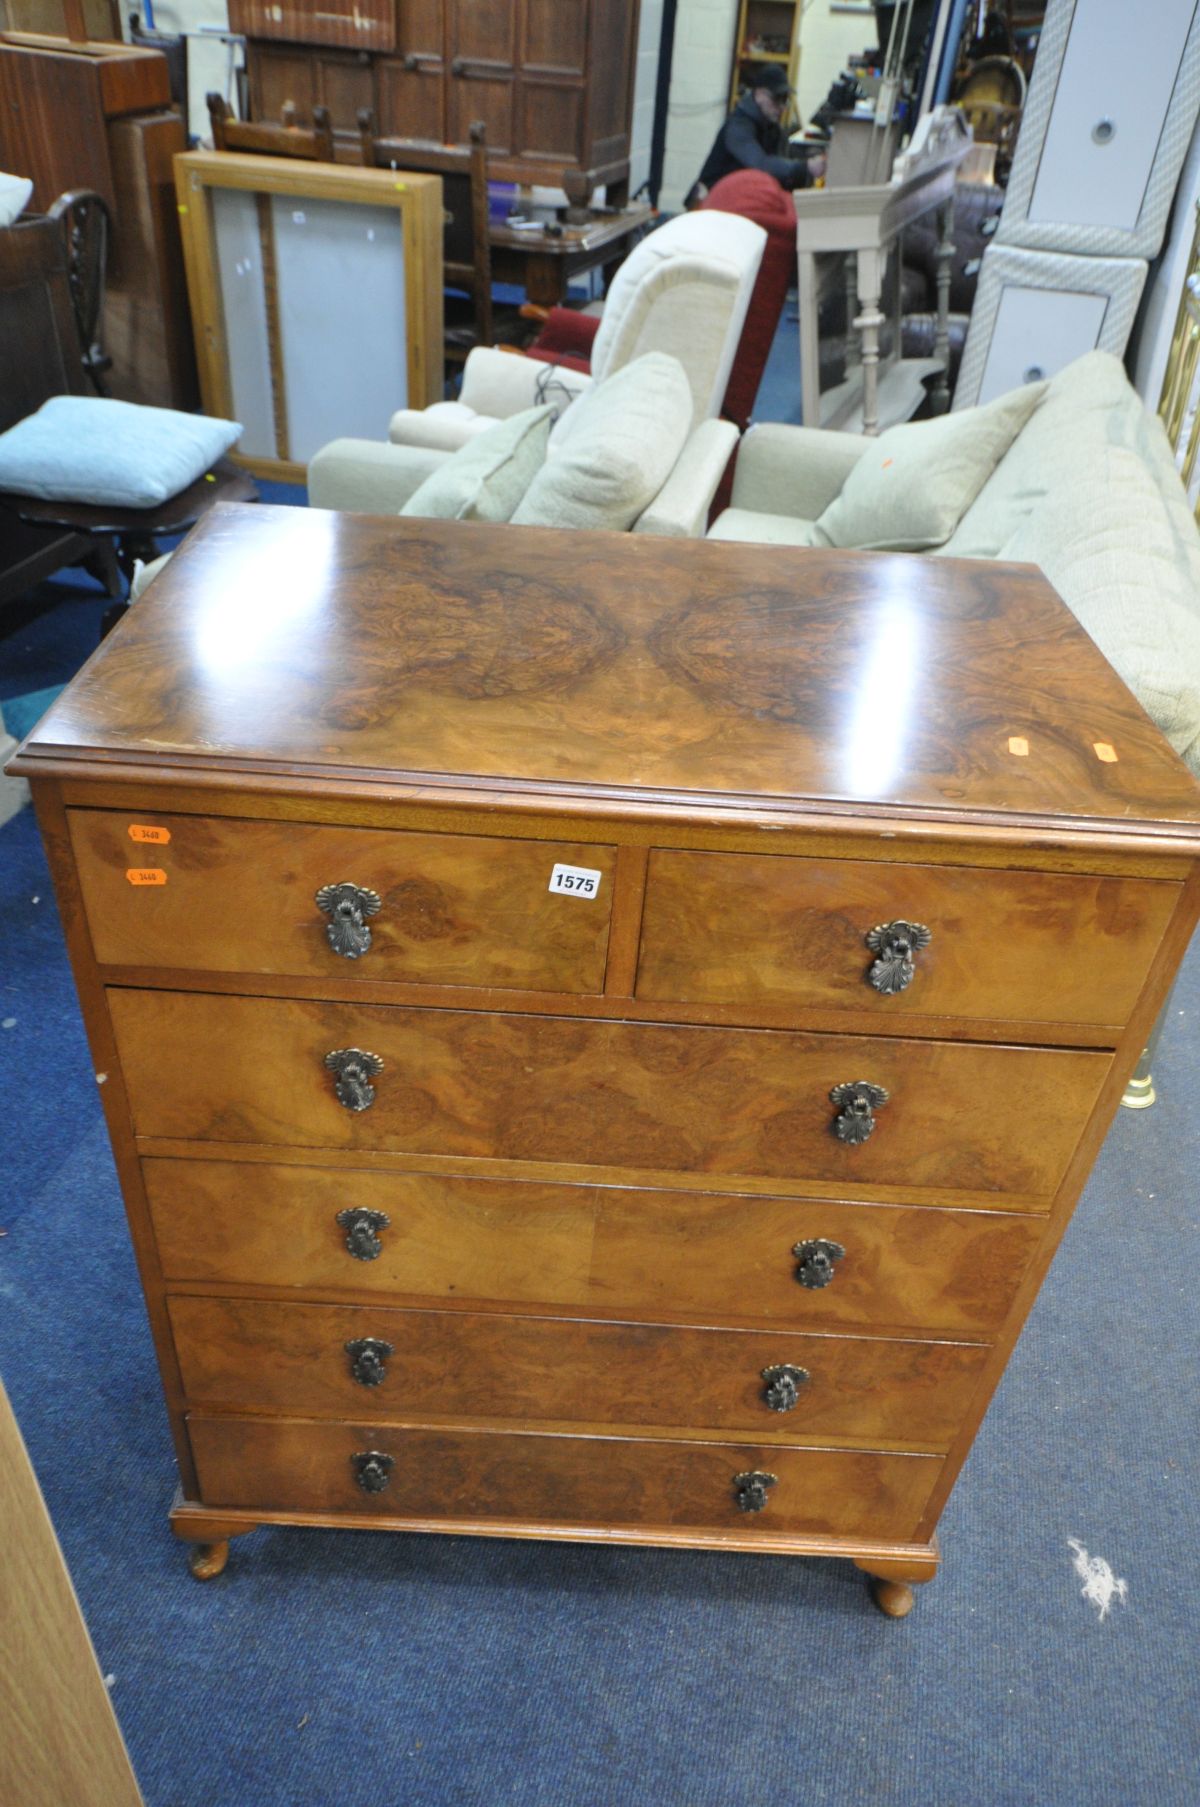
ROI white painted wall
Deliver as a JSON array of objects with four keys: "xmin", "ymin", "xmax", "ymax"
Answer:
[
  {"xmin": 630, "ymin": 0, "xmax": 665, "ymax": 198},
  {"xmin": 795, "ymin": 4, "xmax": 879, "ymax": 132},
  {"xmin": 659, "ymin": 0, "xmax": 739, "ymax": 211}
]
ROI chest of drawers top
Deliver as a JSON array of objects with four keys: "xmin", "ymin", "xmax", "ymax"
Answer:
[{"xmin": 13, "ymin": 502, "xmax": 1200, "ymax": 860}]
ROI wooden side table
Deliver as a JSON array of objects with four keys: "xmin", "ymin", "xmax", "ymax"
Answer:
[{"xmin": 489, "ymin": 204, "xmax": 655, "ymax": 307}]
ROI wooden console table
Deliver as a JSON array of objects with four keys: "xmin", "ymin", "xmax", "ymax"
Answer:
[
  {"xmin": 795, "ymin": 110, "xmax": 974, "ymax": 434},
  {"xmin": 12, "ymin": 508, "xmax": 1200, "ymax": 1615}
]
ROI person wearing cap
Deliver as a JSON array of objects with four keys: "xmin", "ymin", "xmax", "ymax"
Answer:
[{"xmin": 687, "ymin": 65, "xmax": 825, "ymax": 204}]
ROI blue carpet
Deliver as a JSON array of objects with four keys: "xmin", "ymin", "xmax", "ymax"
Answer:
[
  {"xmin": 1, "ymin": 682, "xmax": 64, "ymax": 741},
  {"xmin": 1, "ymin": 797, "xmax": 1198, "ymax": 1805}
]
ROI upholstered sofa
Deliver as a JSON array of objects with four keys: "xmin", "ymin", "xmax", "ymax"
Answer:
[
  {"xmin": 310, "ymin": 351, "xmax": 738, "ymax": 539},
  {"xmin": 709, "ymin": 351, "xmax": 1200, "ymax": 777}
]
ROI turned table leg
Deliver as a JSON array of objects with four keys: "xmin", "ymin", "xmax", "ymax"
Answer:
[
  {"xmin": 930, "ymin": 200, "xmax": 956, "ymax": 415},
  {"xmin": 854, "ymin": 246, "xmax": 886, "ymax": 437}
]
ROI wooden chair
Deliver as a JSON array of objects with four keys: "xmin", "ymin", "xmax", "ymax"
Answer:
[
  {"xmin": 0, "ymin": 205, "xmax": 254, "ymax": 623},
  {"xmin": 355, "ymin": 112, "xmax": 495, "ymax": 359},
  {"xmin": 207, "ymin": 92, "xmax": 334, "ymax": 162},
  {"xmin": 0, "ymin": 213, "xmax": 115, "ymax": 609}
]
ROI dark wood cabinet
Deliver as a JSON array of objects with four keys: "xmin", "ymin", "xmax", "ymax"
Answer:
[
  {"xmin": 239, "ymin": 0, "xmax": 641, "ymax": 195},
  {"xmin": 0, "ymin": 33, "xmax": 197, "ymax": 407}
]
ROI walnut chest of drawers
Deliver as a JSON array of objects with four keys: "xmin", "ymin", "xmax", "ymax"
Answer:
[{"xmin": 14, "ymin": 504, "xmax": 1200, "ymax": 1614}]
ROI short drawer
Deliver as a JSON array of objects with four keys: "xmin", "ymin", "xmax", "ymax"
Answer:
[
  {"xmin": 636, "ymin": 849, "xmax": 1177, "ymax": 1028},
  {"xmin": 168, "ymin": 1297, "xmax": 989, "ymax": 1451},
  {"xmin": 115, "ymin": 992, "xmax": 1111, "ymax": 1205},
  {"xmin": 187, "ymin": 1414, "xmax": 943, "ymax": 1542},
  {"xmin": 68, "ymin": 809, "xmax": 615, "ymax": 993},
  {"xmin": 146, "ymin": 1160, "xmax": 1043, "ymax": 1337}
]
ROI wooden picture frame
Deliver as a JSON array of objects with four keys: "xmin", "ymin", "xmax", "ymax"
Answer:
[{"xmin": 173, "ymin": 149, "xmax": 443, "ymax": 482}]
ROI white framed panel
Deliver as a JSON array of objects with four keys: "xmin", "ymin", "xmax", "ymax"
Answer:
[
  {"xmin": 174, "ymin": 152, "xmax": 444, "ymax": 479},
  {"xmin": 272, "ymin": 197, "xmax": 409, "ymax": 462},
  {"xmin": 997, "ymin": 0, "xmax": 1200, "ymax": 259},
  {"xmin": 955, "ymin": 246, "xmax": 1147, "ymax": 409},
  {"xmin": 210, "ymin": 187, "xmax": 275, "ymax": 461}
]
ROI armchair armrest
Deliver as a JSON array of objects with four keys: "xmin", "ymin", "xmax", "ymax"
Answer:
[
  {"xmin": 307, "ymin": 439, "xmax": 447, "ymax": 514},
  {"xmin": 633, "ymin": 418, "xmax": 739, "ymax": 539},
  {"xmin": 730, "ymin": 423, "xmax": 866, "ymax": 520}
]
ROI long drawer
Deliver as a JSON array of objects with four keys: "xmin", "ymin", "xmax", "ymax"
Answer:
[
  {"xmin": 68, "ymin": 809, "xmax": 616, "ymax": 993},
  {"xmin": 144, "ymin": 1159, "xmax": 1044, "ymax": 1336},
  {"xmin": 168, "ymin": 1297, "xmax": 989, "ymax": 1450},
  {"xmin": 636, "ymin": 848, "xmax": 1177, "ymax": 1027},
  {"xmin": 187, "ymin": 1414, "xmax": 943, "ymax": 1540},
  {"xmin": 113, "ymin": 991, "xmax": 1110, "ymax": 1204}
]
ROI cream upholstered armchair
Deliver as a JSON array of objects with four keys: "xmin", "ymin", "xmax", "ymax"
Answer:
[{"xmin": 385, "ymin": 209, "xmax": 767, "ymax": 453}]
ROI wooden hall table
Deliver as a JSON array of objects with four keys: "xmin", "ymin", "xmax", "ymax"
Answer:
[
  {"xmin": 488, "ymin": 202, "xmax": 655, "ymax": 307},
  {"xmin": 10, "ymin": 509, "xmax": 1200, "ymax": 1616},
  {"xmin": 794, "ymin": 110, "xmax": 974, "ymax": 433}
]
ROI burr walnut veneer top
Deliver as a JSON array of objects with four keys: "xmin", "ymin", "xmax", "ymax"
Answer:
[{"xmin": 13, "ymin": 504, "xmax": 1200, "ymax": 843}]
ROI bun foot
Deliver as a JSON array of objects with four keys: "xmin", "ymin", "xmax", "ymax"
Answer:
[
  {"xmin": 868, "ymin": 1575, "xmax": 915, "ymax": 1618},
  {"xmin": 188, "ymin": 1540, "xmax": 229, "ymax": 1581},
  {"xmin": 853, "ymin": 1547, "xmax": 937, "ymax": 1616}
]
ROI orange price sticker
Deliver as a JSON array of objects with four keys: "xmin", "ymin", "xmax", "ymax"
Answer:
[
  {"xmin": 128, "ymin": 824, "xmax": 171, "ymax": 844},
  {"xmin": 1093, "ymin": 742, "xmax": 1118, "ymax": 764},
  {"xmin": 125, "ymin": 868, "xmax": 167, "ymax": 886}
]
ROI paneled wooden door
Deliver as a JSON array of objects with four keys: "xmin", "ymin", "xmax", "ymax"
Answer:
[{"xmin": 445, "ymin": 0, "xmax": 517, "ymax": 152}]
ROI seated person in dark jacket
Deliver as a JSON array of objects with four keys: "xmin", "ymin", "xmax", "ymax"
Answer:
[{"xmin": 687, "ymin": 64, "xmax": 825, "ymax": 204}]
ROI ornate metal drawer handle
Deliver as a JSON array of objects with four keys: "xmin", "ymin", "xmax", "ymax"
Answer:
[
  {"xmin": 345, "ymin": 1337, "xmax": 394, "ymax": 1387},
  {"xmin": 325, "ymin": 1047, "xmax": 384, "ymax": 1112},
  {"xmin": 337, "ymin": 1206, "xmax": 390, "ymax": 1260},
  {"xmin": 793, "ymin": 1238, "xmax": 845, "ymax": 1289},
  {"xmin": 316, "ymin": 883, "xmax": 381, "ymax": 959},
  {"xmin": 734, "ymin": 1470, "xmax": 778, "ymax": 1514},
  {"xmin": 830, "ymin": 1080, "xmax": 889, "ymax": 1144},
  {"xmin": 865, "ymin": 919, "xmax": 931, "ymax": 995},
  {"xmin": 761, "ymin": 1363, "xmax": 810, "ymax": 1412},
  {"xmin": 351, "ymin": 1450, "xmax": 394, "ymax": 1494}
]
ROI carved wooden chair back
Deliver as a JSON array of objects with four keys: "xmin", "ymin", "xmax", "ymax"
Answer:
[
  {"xmin": 46, "ymin": 188, "xmax": 112, "ymax": 395},
  {"xmin": 207, "ymin": 93, "xmax": 335, "ymax": 162},
  {"xmin": 0, "ymin": 211, "xmax": 88, "ymax": 433},
  {"xmin": 355, "ymin": 112, "xmax": 493, "ymax": 350}
]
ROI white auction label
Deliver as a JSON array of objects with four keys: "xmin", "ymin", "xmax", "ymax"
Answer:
[{"xmin": 548, "ymin": 863, "xmax": 602, "ymax": 898}]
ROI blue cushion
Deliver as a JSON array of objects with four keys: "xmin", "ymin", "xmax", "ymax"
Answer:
[{"xmin": 0, "ymin": 396, "xmax": 242, "ymax": 508}]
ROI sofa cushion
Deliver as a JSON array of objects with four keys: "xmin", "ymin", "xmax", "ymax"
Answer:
[
  {"xmin": 399, "ymin": 404, "xmax": 553, "ymax": 522},
  {"xmin": 944, "ymin": 352, "xmax": 1136, "ymax": 559},
  {"xmin": 0, "ymin": 396, "xmax": 241, "ymax": 507},
  {"xmin": 512, "ymin": 352, "xmax": 692, "ymax": 533},
  {"xmin": 949, "ymin": 355, "xmax": 1200, "ymax": 774},
  {"xmin": 812, "ymin": 380, "xmax": 1046, "ymax": 551},
  {"xmin": 706, "ymin": 508, "xmax": 821, "ymax": 546}
]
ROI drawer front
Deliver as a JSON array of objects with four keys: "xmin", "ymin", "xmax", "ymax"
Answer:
[
  {"xmin": 636, "ymin": 849, "xmax": 1177, "ymax": 1028},
  {"xmin": 169, "ymin": 1297, "xmax": 988, "ymax": 1450},
  {"xmin": 115, "ymin": 992, "xmax": 1110, "ymax": 1203},
  {"xmin": 69, "ymin": 810, "xmax": 615, "ymax": 993},
  {"xmin": 146, "ymin": 1160, "xmax": 1044, "ymax": 1336},
  {"xmin": 187, "ymin": 1414, "xmax": 943, "ymax": 1540}
]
